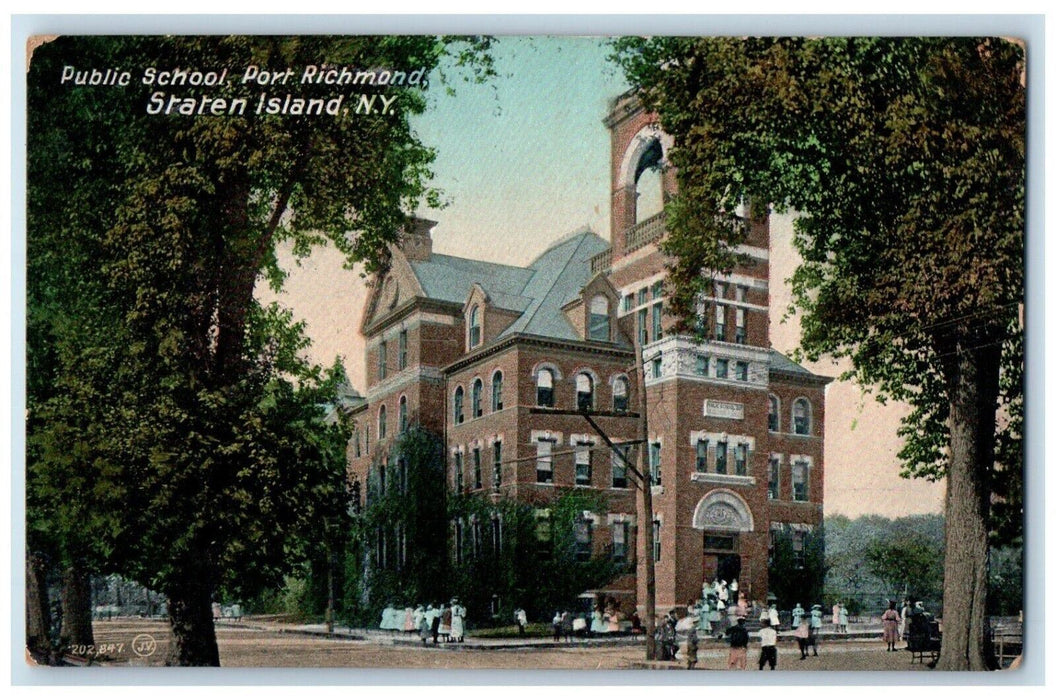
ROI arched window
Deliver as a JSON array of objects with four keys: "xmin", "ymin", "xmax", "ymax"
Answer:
[
  {"xmin": 536, "ymin": 369, "xmax": 554, "ymax": 408},
  {"xmin": 576, "ymin": 373, "xmax": 594, "ymax": 411},
  {"xmin": 768, "ymin": 395, "xmax": 780, "ymax": 432},
  {"xmin": 492, "ymin": 371, "xmax": 504, "ymax": 411},
  {"xmin": 469, "ymin": 305, "xmax": 481, "ymax": 348},
  {"xmin": 398, "ymin": 395, "xmax": 408, "ymax": 433},
  {"xmin": 378, "ymin": 405, "xmax": 387, "ymax": 439},
  {"xmin": 472, "ymin": 378, "xmax": 483, "ymax": 418},
  {"xmin": 793, "ymin": 398, "xmax": 811, "ymax": 435},
  {"xmin": 634, "ymin": 139, "xmax": 664, "ymax": 224},
  {"xmin": 612, "ymin": 376, "xmax": 629, "ymax": 412},
  {"xmin": 588, "ymin": 295, "xmax": 610, "ymax": 341},
  {"xmin": 454, "ymin": 386, "xmax": 464, "ymax": 425}
]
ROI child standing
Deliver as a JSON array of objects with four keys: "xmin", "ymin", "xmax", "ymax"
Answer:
[{"xmin": 758, "ymin": 617, "xmax": 778, "ymax": 670}]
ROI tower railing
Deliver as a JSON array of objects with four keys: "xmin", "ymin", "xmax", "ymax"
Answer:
[{"xmin": 625, "ymin": 211, "xmax": 667, "ymax": 254}]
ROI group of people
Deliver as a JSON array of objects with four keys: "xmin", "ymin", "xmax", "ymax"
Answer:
[
  {"xmin": 381, "ymin": 599, "xmax": 466, "ymax": 645},
  {"xmin": 881, "ymin": 599, "xmax": 938, "ymax": 652}
]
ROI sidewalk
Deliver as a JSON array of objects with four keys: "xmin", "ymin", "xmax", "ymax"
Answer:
[{"xmin": 218, "ymin": 618, "xmax": 885, "ymax": 650}]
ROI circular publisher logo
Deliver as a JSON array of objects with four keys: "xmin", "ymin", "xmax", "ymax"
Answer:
[{"xmin": 132, "ymin": 633, "xmax": 157, "ymax": 658}]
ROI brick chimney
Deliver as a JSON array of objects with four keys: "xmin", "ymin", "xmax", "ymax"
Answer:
[{"xmin": 400, "ymin": 217, "xmax": 436, "ymax": 261}]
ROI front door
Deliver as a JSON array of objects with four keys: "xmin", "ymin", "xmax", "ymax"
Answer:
[{"xmin": 702, "ymin": 532, "xmax": 740, "ymax": 587}]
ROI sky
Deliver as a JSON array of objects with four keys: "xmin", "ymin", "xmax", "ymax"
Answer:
[{"xmin": 262, "ymin": 36, "xmax": 945, "ymax": 519}]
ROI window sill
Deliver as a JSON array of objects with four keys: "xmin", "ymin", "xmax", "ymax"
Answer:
[{"xmin": 690, "ymin": 472, "xmax": 756, "ymax": 487}]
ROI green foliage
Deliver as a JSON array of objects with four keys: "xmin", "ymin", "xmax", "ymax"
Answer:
[
  {"xmin": 349, "ymin": 426, "xmax": 448, "ymax": 625},
  {"xmin": 987, "ymin": 546, "xmax": 1023, "ymax": 616},
  {"xmin": 767, "ymin": 525, "xmax": 826, "ymax": 607},
  {"xmin": 610, "ymin": 35, "xmax": 1023, "ymax": 475},
  {"xmin": 26, "ymin": 35, "xmax": 492, "ymax": 661},
  {"xmin": 825, "ymin": 514, "xmax": 946, "ymax": 610},
  {"xmin": 446, "ymin": 488, "xmax": 624, "ymax": 624},
  {"xmin": 865, "ymin": 534, "xmax": 944, "ymax": 603}
]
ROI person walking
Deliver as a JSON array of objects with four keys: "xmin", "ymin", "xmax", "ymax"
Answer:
[
  {"xmin": 450, "ymin": 598, "xmax": 466, "ymax": 643},
  {"xmin": 430, "ymin": 604, "xmax": 441, "ymax": 645},
  {"xmin": 686, "ymin": 625, "xmax": 699, "ymax": 670},
  {"xmin": 899, "ymin": 599, "xmax": 912, "ymax": 642},
  {"xmin": 793, "ymin": 617, "xmax": 811, "ymax": 659},
  {"xmin": 792, "ymin": 602, "xmax": 805, "ymax": 628},
  {"xmin": 881, "ymin": 600, "xmax": 901, "ymax": 652},
  {"xmin": 552, "ymin": 611, "xmax": 562, "ymax": 641},
  {"xmin": 768, "ymin": 603, "xmax": 780, "ymax": 630},
  {"xmin": 727, "ymin": 616, "xmax": 749, "ymax": 670},
  {"xmin": 832, "ymin": 602, "xmax": 841, "ymax": 633},
  {"xmin": 515, "ymin": 607, "xmax": 527, "ymax": 636},
  {"xmin": 757, "ymin": 617, "xmax": 778, "ymax": 670},
  {"xmin": 418, "ymin": 605, "xmax": 432, "ymax": 646},
  {"xmin": 838, "ymin": 603, "xmax": 849, "ymax": 634},
  {"xmin": 808, "ymin": 604, "xmax": 822, "ymax": 656}
]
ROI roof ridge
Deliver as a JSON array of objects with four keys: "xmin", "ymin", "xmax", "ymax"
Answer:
[{"xmin": 516, "ymin": 233, "xmax": 594, "ymax": 335}]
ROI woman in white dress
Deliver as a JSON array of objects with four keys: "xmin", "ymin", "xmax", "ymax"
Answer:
[{"xmin": 450, "ymin": 599, "xmax": 465, "ymax": 642}]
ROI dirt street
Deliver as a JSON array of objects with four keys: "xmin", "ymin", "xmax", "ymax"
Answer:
[{"xmin": 55, "ymin": 619, "xmax": 954, "ymax": 673}]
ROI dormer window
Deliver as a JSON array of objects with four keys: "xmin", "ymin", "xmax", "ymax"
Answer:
[
  {"xmin": 588, "ymin": 296, "xmax": 610, "ymax": 341},
  {"xmin": 469, "ymin": 305, "xmax": 481, "ymax": 349}
]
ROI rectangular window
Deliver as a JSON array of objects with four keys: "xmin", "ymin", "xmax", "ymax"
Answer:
[
  {"xmin": 491, "ymin": 517, "xmax": 502, "ymax": 554},
  {"xmin": 793, "ymin": 529, "xmax": 806, "ymax": 568},
  {"xmin": 574, "ymin": 520, "xmax": 593, "ymax": 562},
  {"xmin": 695, "ymin": 354, "xmax": 709, "ymax": 376},
  {"xmin": 454, "ymin": 452, "xmax": 464, "ymax": 492},
  {"xmin": 353, "ymin": 431, "xmax": 361, "ymax": 458},
  {"xmin": 714, "ymin": 281, "xmax": 727, "ymax": 299},
  {"xmin": 735, "ymin": 443, "xmax": 748, "ymax": 476},
  {"xmin": 472, "ymin": 519, "xmax": 482, "ymax": 558},
  {"xmin": 649, "ymin": 441, "xmax": 662, "ymax": 486},
  {"xmin": 454, "ymin": 522, "xmax": 463, "ymax": 565},
  {"xmin": 793, "ymin": 460, "xmax": 809, "ymax": 501},
  {"xmin": 365, "ymin": 426, "xmax": 370, "ymax": 455},
  {"xmin": 575, "ymin": 442, "xmax": 593, "ymax": 486},
  {"xmin": 611, "ymin": 445, "xmax": 629, "ymax": 488},
  {"xmin": 637, "ymin": 288, "xmax": 649, "ymax": 306},
  {"xmin": 493, "ymin": 440, "xmax": 502, "ymax": 490},
  {"xmin": 652, "ymin": 302, "xmax": 663, "ymax": 341},
  {"xmin": 536, "ymin": 440, "xmax": 554, "ymax": 483},
  {"xmin": 735, "ymin": 285, "xmax": 747, "ymax": 302},
  {"xmin": 735, "ymin": 361, "xmax": 749, "ymax": 381},
  {"xmin": 652, "ymin": 280, "xmax": 664, "ymax": 299},
  {"xmin": 378, "ymin": 341, "xmax": 387, "ymax": 380},
  {"xmin": 653, "ymin": 519, "xmax": 661, "ymax": 562},
  {"xmin": 473, "ymin": 447, "xmax": 482, "ymax": 489},
  {"xmin": 735, "ymin": 308, "xmax": 746, "ymax": 344},
  {"xmin": 768, "ymin": 456, "xmax": 780, "ymax": 499},
  {"xmin": 652, "ymin": 355, "xmax": 662, "ymax": 379},
  {"xmin": 536, "ymin": 512, "xmax": 552, "ymax": 558},
  {"xmin": 715, "ymin": 305, "xmax": 726, "ymax": 341},
  {"xmin": 398, "ymin": 330, "xmax": 408, "ymax": 369},
  {"xmin": 696, "ymin": 439, "xmax": 708, "ymax": 472},
  {"xmin": 612, "ymin": 522, "xmax": 628, "ymax": 562},
  {"xmin": 638, "ymin": 308, "xmax": 649, "ymax": 346},
  {"xmin": 622, "ymin": 294, "xmax": 633, "ymax": 313},
  {"xmin": 716, "ymin": 358, "xmax": 729, "ymax": 379},
  {"xmin": 715, "ymin": 442, "xmax": 728, "ymax": 474}
]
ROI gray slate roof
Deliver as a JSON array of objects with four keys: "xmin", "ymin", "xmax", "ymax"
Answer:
[
  {"xmin": 406, "ymin": 228, "xmax": 611, "ymax": 343},
  {"xmin": 768, "ymin": 350, "xmax": 819, "ymax": 377}
]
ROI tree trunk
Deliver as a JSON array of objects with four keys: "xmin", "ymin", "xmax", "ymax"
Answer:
[
  {"xmin": 934, "ymin": 341, "xmax": 1000, "ymax": 671},
  {"xmin": 25, "ymin": 552, "xmax": 54, "ymax": 664},
  {"xmin": 60, "ymin": 562, "xmax": 95, "ymax": 648},
  {"xmin": 166, "ymin": 578, "xmax": 220, "ymax": 666}
]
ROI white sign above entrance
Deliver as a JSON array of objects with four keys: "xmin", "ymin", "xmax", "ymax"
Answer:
[{"xmin": 703, "ymin": 399, "xmax": 744, "ymax": 420}]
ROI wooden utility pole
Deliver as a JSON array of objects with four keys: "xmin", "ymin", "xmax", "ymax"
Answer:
[{"xmin": 634, "ymin": 330, "xmax": 657, "ymax": 661}]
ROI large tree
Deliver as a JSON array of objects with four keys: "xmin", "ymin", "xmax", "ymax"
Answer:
[
  {"xmin": 27, "ymin": 35, "xmax": 491, "ymax": 665},
  {"xmin": 611, "ymin": 37, "xmax": 1024, "ymax": 670}
]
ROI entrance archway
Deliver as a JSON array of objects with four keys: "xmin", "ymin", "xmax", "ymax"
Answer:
[{"xmin": 693, "ymin": 490, "xmax": 754, "ymax": 594}]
